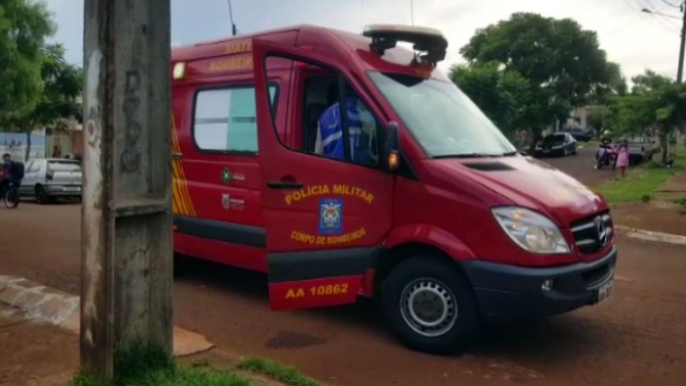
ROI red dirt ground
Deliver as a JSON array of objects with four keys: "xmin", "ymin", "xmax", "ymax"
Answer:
[{"xmin": 2, "ymin": 202, "xmax": 686, "ymax": 386}]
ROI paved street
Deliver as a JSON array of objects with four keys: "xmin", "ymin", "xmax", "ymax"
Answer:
[
  {"xmin": 540, "ymin": 145, "xmax": 614, "ymax": 187},
  {"xmin": 2, "ymin": 184, "xmax": 685, "ymax": 386}
]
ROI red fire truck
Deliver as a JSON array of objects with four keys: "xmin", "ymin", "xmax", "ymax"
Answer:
[{"xmin": 170, "ymin": 24, "xmax": 617, "ymax": 354}]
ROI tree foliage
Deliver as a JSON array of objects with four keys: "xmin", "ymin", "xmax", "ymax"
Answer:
[
  {"xmin": 602, "ymin": 70, "xmax": 686, "ymax": 162},
  {"xmin": 0, "ymin": 0, "xmax": 54, "ymax": 116},
  {"xmin": 458, "ymin": 13, "xmax": 624, "ymax": 144},
  {"xmin": 1, "ymin": 44, "xmax": 82, "ymax": 160}
]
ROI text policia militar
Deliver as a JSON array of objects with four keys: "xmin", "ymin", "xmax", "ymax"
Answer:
[{"xmin": 284, "ymin": 184, "xmax": 374, "ymax": 206}]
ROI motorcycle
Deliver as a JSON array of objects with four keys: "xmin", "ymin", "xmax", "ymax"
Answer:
[{"xmin": 595, "ymin": 140, "xmax": 617, "ymax": 169}]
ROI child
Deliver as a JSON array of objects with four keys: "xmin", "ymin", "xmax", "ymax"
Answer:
[{"xmin": 616, "ymin": 141, "xmax": 629, "ymax": 178}]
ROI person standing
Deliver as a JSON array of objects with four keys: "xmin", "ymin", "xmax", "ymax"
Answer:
[{"xmin": 616, "ymin": 141, "xmax": 629, "ymax": 178}]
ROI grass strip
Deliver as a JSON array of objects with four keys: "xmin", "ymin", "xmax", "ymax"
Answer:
[
  {"xmin": 596, "ymin": 151, "xmax": 686, "ymax": 204},
  {"xmin": 237, "ymin": 357, "xmax": 328, "ymax": 386},
  {"xmin": 68, "ymin": 341, "xmax": 254, "ymax": 386}
]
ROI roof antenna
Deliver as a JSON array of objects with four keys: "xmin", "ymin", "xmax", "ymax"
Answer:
[{"xmin": 228, "ymin": 0, "xmax": 237, "ymax": 36}]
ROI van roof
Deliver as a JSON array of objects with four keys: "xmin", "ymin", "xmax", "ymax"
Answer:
[{"xmin": 171, "ymin": 24, "xmax": 449, "ymax": 81}]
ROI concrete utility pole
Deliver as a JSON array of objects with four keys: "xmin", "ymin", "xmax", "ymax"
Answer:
[
  {"xmin": 677, "ymin": 2, "xmax": 686, "ymax": 83},
  {"xmin": 81, "ymin": 0, "xmax": 173, "ymax": 379}
]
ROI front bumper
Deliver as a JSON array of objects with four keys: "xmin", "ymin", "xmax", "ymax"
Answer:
[
  {"xmin": 45, "ymin": 184, "xmax": 82, "ymax": 196},
  {"xmin": 462, "ymin": 247, "xmax": 617, "ymax": 323}
]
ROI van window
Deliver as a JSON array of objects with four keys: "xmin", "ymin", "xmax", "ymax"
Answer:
[
  {"xmin": 266, "ymin": 57, "xmax": 380, "ymax": 166},
  {"xmin": 193, "ymin": 86, "xmax": 276, "ymax": 153}
]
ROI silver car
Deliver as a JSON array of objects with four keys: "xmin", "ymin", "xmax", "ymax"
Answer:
[
  {"xmin": 619, "ymin": 136, "xmax": 656, "ymax": 165},
  {"xmin": 19, "ymin": 158, "xmax": 82, "ymax": 204}
]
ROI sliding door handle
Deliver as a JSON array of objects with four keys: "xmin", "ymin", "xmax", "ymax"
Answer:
[{"xmin": 267, "ymin": 181, "xmax": 304, "ymax": 190}]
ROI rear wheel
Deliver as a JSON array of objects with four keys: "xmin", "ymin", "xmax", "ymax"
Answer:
[{"xmin": 382, "ymin": 257, "xmax": 478, "ymax": 354}]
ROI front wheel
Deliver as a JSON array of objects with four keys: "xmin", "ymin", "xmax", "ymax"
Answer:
[
  {"xmin": 35, "ymin": 185, "xmax": 50, "ymax": 205},
  {"xmin": 382, "ymin": 257, "xmax": 478, "ymax": 354},
  {"xmin": 4, "ymin": 186, "xmax": 20, "ymax": 209}
]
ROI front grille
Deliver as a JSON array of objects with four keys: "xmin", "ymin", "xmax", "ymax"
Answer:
[{"xmin": 570, "ymin": 212, "xmax": 613, "ymax": 254}]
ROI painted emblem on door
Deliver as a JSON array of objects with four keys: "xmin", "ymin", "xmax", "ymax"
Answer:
[
  {"xmin": 222, "ymin": 193, "xmax": 231, "ymax": 209},
  {"xmin": 319, "ymin": 198, "xmax": 343, "ymax": 235},
  {"xmin": 221, "ymin": 167, "xmax": 245, "ymax": 185},
  {"xmin": 222, "ymin": 168, "xmax": 232, "ymax": 185}
]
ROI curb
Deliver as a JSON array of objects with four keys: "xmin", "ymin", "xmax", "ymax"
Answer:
[
  {"xmin": 0, "ymin": 275, "xmax": 213, "ymax": 357},
  {"xmin": 615, "ymin": 226, "xmax": 686, "ymax": 246}
]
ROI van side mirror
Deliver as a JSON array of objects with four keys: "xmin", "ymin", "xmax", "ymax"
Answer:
[{"xmin": 386, "ymin": 121, "xmax": 400, "ymax": 171}]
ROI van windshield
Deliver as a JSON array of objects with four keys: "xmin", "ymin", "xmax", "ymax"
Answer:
[{"xmin": 368, "ymin": 72, "xmax": 516, "ymax": 158}]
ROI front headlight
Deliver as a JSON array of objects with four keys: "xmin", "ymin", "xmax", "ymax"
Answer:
[{"xmin": 492, "ymin": 207, "xmax": 570, "ymax": 254}]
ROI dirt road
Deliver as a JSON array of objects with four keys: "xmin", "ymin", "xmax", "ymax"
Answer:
[{"xmin": 1, "ymin": 202, "xmax": 685, "ymax": 386}]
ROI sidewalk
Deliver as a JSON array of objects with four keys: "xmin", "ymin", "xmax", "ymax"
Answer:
[{"xmin": 0, "ymin": 304, "xmax": 77, "ymax": 386}]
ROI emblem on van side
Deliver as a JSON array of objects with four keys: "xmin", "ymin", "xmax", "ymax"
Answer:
[
  {"xmin": 319, "ymin": 198, "xmax": 343, "ymax": 235},
  {"xmin": 222, "ymin": 193, "xmax": 231, "ymax": 209},
  {"xmin": 222, "ymin": 168, "xmax": 232, "ymax": 184},
  {"xmin": 221, "ymin": 167, "xmax": 245, "ymax": 185}
]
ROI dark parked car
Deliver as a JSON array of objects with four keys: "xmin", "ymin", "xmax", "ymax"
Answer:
[
  {"xmin": 536, "ymin": 132, "xmax": 577, "ymax": 157},
  {"xmin": 567, "ymin": 127, "xmax": 595, "ymax": 142}
]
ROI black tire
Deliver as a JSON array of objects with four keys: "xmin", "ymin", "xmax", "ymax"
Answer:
[
  {"xmin": 35, "ymin": 185, "xmax": 50, "ymax": 205},
  {"xmin": 4, "ymin": 187, "xmax": 20, "ymax": 209},
  {"xmin": 382, "ymin": 257, "xmax": 478, "ymax": 355}
]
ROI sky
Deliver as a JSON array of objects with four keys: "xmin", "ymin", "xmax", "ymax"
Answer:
[{"xmin": 45, "ymin": 0, "xmax": 684, "ymax": 81}]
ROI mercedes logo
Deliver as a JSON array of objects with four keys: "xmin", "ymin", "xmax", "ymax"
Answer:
[{"xmin": 596, "ymin": 216, "xmax": 608, "ymax": 246}]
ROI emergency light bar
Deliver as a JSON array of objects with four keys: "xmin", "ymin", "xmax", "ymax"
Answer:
[{"xmin": 363, "ymin": 24, "xmax": 448, "ymax": 65}]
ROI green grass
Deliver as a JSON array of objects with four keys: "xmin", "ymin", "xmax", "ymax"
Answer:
[
  {"xmin": 596, "ymin": 151, "xmax": 686, "ymax": 204},
  {"xmin": 237, "ymin": 358, "xmax": 328, "ymax": 386},
  {"xmin": 70, "ymin": 367, "xmax": 254, "ymax": 386},
  {"xmin": 68, "ymin": 342, "xmax": 320, "ymax": 386},
  {"xmin": 676, "ymin": 196, "xmax": 686, "ymax": 211}
]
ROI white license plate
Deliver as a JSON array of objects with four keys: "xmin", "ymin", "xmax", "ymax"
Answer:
[
  {"xmin": 596, "ymin": 279, "xmax": 614, "ymax": 304},
  {"xmin": 63, "ymin": 187, "xmax": 81, "ymax": 192}
]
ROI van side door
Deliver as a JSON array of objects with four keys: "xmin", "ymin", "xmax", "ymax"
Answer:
[{"xmin": 252, "ymin": 40, "xmax": 394, "ymax": 311}]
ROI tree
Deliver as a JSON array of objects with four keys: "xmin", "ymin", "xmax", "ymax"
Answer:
[
  {"xmin": 0, "ymin": 0, "xmax": 54, "ymax": 117},
  {"xmin": 1, "ymin": 44, "xmax": 82, "ymax": 160},
  {"xmin": 460, "ymin": 13, "xmax": 621, "ymax": 149},
  {"xmin": 631, "ymin": 70, "xmax": 673, "ymax": 94},
  {"xmin": 608, "ymin": 69, "xmax": 686, "ymax": 162},
  {"xmin": 449, "ymin": 62, "xmax": 531, "ymax": 137}
]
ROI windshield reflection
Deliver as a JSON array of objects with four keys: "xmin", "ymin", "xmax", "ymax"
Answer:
[{"xmin": 368, "ymin": 72, "xmax": 516, "ymax": 158}]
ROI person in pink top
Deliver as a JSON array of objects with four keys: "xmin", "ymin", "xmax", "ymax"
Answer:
[{"xmin": 616, "ymin": 140, "xmax": 629, "ymax": 177}]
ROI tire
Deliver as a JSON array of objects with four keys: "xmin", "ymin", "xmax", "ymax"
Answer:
[
  {"xmin": 382, "ymin": 257, "xmax": 478, "ymax": 354},
  {"xmin": 35, "ymin": 185, "xmax": 50, "ymax": 205},
  {"xmin": 562, "ymin": 148, "xmax": 568, "ymax": 157},
  {"xmin": 4, "ymin": 187, "xmax": 19, "ymax": 209}
]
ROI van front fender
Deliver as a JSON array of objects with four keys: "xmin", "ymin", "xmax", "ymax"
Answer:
[{"xmin": 383, "ymin": 224, "xmax": 476, "ymax": 261}]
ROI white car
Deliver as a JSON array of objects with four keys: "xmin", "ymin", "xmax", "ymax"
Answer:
[{"xmin": 19, "ymin": 158, "xmax": 82, "ymax": 204}]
